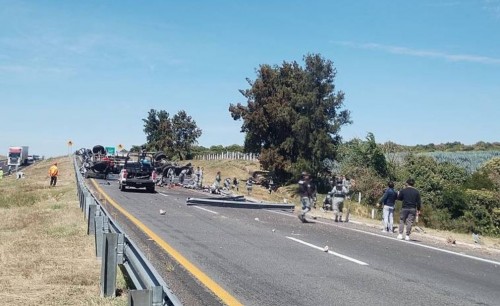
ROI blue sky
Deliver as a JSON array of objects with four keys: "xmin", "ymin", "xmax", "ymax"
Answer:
[{"xmin": 1, "ymin": 0, "xmax": 499, "ymax": 157}]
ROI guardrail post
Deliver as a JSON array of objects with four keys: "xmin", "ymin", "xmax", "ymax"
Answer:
[
  {"xmin": 128, "ymin": 286, "xmax": 163, "ymax": 306},
  {"xmin": 88, "ymin": 204, "xmax": 97, "ymax": 235},
  {"xmin": 84, "ymin": 192, "xmax": 93, "ymax": 218},
  {"xmin": 129, "ymin": 289, "xmax": 152, "ymax": 306},
  {"xmin": 117, "ymin": 233, "xmax": 125, "ymax": 264},
  {"xmin": 81, "ymin": 190, "xmax": 85, "ymax": 211},
  {"xmin": 95, "ymin": 212, "xmax": 104, "ymax": 258},
  {"xmin": 101, "ymin": 232, "xmax": 121, "ymax": 297},
  {"xmin": 152, "ymin": 285, "xmax": 164, "ymax": 306}
]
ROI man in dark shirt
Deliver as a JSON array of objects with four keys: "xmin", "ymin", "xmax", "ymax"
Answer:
[{"xmin": 397, "ymin": 178, "xmax": 421, "ymax": 241}]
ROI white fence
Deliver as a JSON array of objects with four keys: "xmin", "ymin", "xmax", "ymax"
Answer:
[{"xmin": 194, "ymin": 151, "xmax": 259, "ymax": 161}]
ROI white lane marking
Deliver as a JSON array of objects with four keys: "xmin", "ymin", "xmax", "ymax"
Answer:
[
  {"xmin": 267, "ymin": 210, "xmax": 500, "ymax": 266},
  {"xmin": 192, "ymin": 206, "xmax": 219, "ymax": 215},
  {"xmin": 286, "ymin": 236, "xmax": 369, "ymax": 266},
  {"xmin": 158, "ymin": 193, "xmax": 169, "ymax": 197}
]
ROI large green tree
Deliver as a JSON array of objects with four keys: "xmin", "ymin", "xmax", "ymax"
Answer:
[
  {"xmin": 229, "ymin": 54, "xmax": 351, "ymax": 181},
  {"xmin": 171, "ymin": 110, "xmax": 203, "ymax": 160},
  {"xmin": 142, "ymin": 109, "xmax": 202, "ymax": 160}
]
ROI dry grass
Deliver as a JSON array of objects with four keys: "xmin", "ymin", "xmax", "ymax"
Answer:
[{"xmin": 0, "ymin": 157, "xmax": 127, "ymax": 306}]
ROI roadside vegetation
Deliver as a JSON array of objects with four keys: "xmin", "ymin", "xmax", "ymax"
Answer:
[
  {"xmin": 0, "ymin": 157, "xmax": 126, "ymax": 305},
  {"xmin": 339, "ymin": 135, "xmax": 500, "ymax": 237}
]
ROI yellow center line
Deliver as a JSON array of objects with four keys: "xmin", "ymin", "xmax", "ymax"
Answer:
[{"xmin": 90, "ymin": 179, "xmax": 243, "ymax": 306}]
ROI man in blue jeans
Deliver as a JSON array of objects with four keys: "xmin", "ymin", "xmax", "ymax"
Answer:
[
  {"xmin": 378, "ymin": 181, "xmax": 397, "ymax": 233},
  {"xmin": 397, "ymin": 178, "xmax": 422, "ymax": 241}
]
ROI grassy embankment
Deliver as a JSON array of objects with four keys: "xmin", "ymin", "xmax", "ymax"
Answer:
[{"xmin": 0, "ymin": 157, "xmax": 126, "ymax": 305}]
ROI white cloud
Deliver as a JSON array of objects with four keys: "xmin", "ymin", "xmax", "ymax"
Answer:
[{"xmin": 333, "ymin": 41, "xmax": 500, "ymax": 65}]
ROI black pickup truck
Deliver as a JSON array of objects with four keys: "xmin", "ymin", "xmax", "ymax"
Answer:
[{"xmin": 118, "ymin": 161, "xmax": 155, "ymax": 193}]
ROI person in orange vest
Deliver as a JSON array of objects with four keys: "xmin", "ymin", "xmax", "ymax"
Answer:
[{"xmin": 49, "ymin": 162, "xmax": 59, "ymax": 187}]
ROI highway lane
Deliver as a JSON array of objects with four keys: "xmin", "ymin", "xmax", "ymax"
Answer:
[{"xmin": 95, "ymin": 180, "xmax": 500, "ymax": 306}]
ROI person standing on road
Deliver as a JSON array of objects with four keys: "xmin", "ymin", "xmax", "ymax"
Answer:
[
  {"xmin": 378, "ymin": 181, "xmax": 398, "ymax": 233},
  {"xmin": 199, "ymin": 167, "xmax": 204, "ymax": 188},
  {"xmin": 233, "ymin": 177, "xmax": 239, "ymax": 191},
  {"xmin": 179, "ymin": 168, "xmax": 187, "ymax": 185},
  {"xmin": 331, "ymin": 180, "xmax": 348, "ymax": 222},
  {"xmin": 215, "ymin": 171, "xmax": 221, "ymax": 189},
  {"xmin": 195, "ymin": 166, "xmax": 201, "ymax": 187},
  {"xmin": 397, "ymin": 178, "xmax": 422, "ymax": 241},
  {"xmin": 49, "ymin": 162, "xmax": 59, "ymax": 187},
  {"xmin": 246, "ymin": 177, "xmax": 253, "ymax": 195},
  {"xmin": 298, "ymin": 172, "xmax": 317, "ymax": 223}
]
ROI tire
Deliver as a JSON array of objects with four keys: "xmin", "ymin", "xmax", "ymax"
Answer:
[
  {"xmin": 120, "ymin": 183, "xmax": 126, "ymax": 191},
  {"xmin": 147, "ymin": 186, "xmax": 155, "ymax": 193},
  {"xmin": 153, "ymin": 151, "xmax": 167, "ymax": 161}
]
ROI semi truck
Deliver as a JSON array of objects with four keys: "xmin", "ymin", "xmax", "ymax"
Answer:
[{"xmin": 7, "ymin": 146, "xmax": 29, "ymax": 167}]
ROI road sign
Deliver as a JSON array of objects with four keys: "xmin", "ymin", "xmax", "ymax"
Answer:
[{"xmin": 105, "ymin": 147, "xmax": 116, "ymax": 155}]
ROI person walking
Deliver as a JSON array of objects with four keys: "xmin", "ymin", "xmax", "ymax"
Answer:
[
  {"xmin": 49, "ymin": 162, "xmax": 59, "ymax": 187},
  {"xmin": 378, "ymin": 181, "xmax": 398, "ymax": 233},
  {"xmin": 397, "ymin": 178, "xmax": 421, "ymax": 241},
  {"xmin": 298, "ymin": 172, "xmax": 316, "ymax": 223},
  {"xmin": 331, "ymin": 180, "xmax": 348, "ymax": 222}
]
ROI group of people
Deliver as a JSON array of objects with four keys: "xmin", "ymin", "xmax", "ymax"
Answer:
[
  {"xmin": 297, "ymin": 172, "xmax": 422, "ymax": 240},
  {"xmin": 211, "ymin": 171, "xmax": 253, "ymax": 195},
  {"xmin": 298, "ymin": 172, "xmax": 351, "ymax": 223},
  {"xmin": 378, "ymin": 178, "xmax": 422, "ymax": 241}
]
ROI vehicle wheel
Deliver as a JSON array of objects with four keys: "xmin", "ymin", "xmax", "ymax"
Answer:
[
  {"xmin": 120, "ymin": 183, "xmax": 126, "ymax": 191},
  {"xmin": 147, "ymin": 186, "xmax": 155, "ymax": 193}
]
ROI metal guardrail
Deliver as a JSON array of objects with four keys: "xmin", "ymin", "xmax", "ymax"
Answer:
[
  {"xmin": 73, "ymin": 156, "xmax": 182, "ymax": 306},
  {"xmin": 186, "ymin": 196, "xmax": 295, "ymax": 210}
]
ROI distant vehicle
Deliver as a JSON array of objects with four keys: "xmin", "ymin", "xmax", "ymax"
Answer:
[
  {"xmin": 7, "ymin": 146, "xmax": 29, "ymax": 167},
  {"xmin": 33, "ymin": 155, "xmax": 42, "ymax": 161},
  {"xmin": 118, "ymin": 160, "xmax": 156, "ymax": 193},
  {"xmin": 27, "ymin": 155, "xmax": 34, "ymax": 164}
]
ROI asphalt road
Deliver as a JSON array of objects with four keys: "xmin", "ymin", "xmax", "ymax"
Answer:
[{"xmin": 95, "ymin": 179, "xmax": 500, "ymax": 306}]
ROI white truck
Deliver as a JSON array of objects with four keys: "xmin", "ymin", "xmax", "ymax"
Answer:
[{"xmin": 7, "ymin": 146, "xmax": 29, "ymax": 167}]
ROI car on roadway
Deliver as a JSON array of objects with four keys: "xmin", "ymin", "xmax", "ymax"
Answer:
[{"xmin": 118, "ymin": 161, "xmax": 156, "ymax": 193}]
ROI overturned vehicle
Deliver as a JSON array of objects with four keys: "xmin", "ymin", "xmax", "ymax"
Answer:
[{"xmin": 77, "ymin": 145, "xmax": 119, "ymax": 179}]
